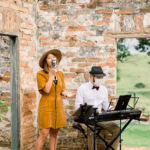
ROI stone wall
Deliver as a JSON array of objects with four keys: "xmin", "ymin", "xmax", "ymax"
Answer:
[
  {"xmin": 37, "ymin": 0, "xmax": 150, "ymax": 149},
  {"xmin": 0, "ymin": 0, "xmax": 37, "ymax": 150},
  {"xmin": 0, "ymin": 0, "xmax": 150, "ymax": 149}
]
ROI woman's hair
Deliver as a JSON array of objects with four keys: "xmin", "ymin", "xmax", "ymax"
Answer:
[{"xmin": 43, "ymin": 53, "xmax": 59, "ymax": 73}]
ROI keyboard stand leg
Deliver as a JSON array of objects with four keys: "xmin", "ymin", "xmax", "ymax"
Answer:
[
  {"xmin": 86, "ymin": 124, "xmax": 115, "ymax": 150},
  {"xmin": 105, "ymin": 119, "xmax": 132, "ymax": 150},
  {"xmin": 87, "ymin": 127, "xmax": 96, "ymax": 150},
  {"xmin": 119, "ymin": 119, "xmax": 123, "ymax": 150}
]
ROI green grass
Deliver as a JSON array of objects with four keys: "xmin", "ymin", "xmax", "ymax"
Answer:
[
  {"xmin": 116, "ymin": 54, "xmax": 150, "ymax": 147},
  {"xmin": 117, "ymin": 54, "xmax": 150, "ymax": 115},
  {"xmin": 117, "ymin": 122, "xmax": 150, "ymax": 147},
  {"xmin": 117, "ymin": 54, "xmax": 150, "ymax": 90}
]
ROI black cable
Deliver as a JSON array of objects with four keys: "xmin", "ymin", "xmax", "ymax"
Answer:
[
  {"xmin": 123, "ymin": 120, "xmax": 140, "ymax": 132},
  {"xmin": 116, "ymin": 120, "xmax": 128, "ymax": 126},
  {"xmin": 115, "ymin": 119, "xmax": 139, "ymax": 132},
  {"xmin": 54, "ymin": 74, "xmax": 57, "ymax": 150},
  {"xmin": 124, "ymin": 121, "xmax": 136, "ymax": 131}
]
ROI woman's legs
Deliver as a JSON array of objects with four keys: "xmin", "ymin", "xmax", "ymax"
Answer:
[
  {"xmin": 49, "ymin": 128, "xmax": 59, "ymax": 150},
  {"xmin": 34, "ymin": 128, "xmax": 50, "ymax": 150}
]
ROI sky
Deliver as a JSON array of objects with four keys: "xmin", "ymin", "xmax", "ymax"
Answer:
[{"xmin": 118, "ymin": 38, "xmax": 148, "ymax": 54}]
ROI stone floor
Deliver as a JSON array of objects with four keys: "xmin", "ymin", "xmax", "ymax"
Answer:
[{"xmin": 119, "ymin": 145, "xmax": 150, "ymax": 150}]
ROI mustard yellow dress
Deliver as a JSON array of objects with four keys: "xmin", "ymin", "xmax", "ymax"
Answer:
[{"xmin": 37, "ymin": 70, "xmax": 67, "ymax": 129}]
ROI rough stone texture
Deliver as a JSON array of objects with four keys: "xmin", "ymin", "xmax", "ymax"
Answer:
[
  {"xmin": 37, "ymin": 0, "xmax": 150, "ymax": 149},
  {"xmin": 0, "ymin": 0, "xmax": 150, "ymax": 149},
  {"xmin": 0, "ymin": 36, "xmax": 11, "ymax": 149},
  {"xmin": 0, "ymin": 0, "xmax": 37, "ymax": 150}
]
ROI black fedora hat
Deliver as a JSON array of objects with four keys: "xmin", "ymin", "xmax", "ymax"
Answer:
[{"xmin": 89, "ymin": 66, "xmax": 106, "ymax": 77}]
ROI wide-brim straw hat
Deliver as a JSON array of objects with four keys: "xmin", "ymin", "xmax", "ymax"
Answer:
[{"xmin": 39, "ymin": 49, "xmax": 62, "ymax": 68}]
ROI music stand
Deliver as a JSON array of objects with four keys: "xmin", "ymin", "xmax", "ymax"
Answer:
[
  {"xmin": 108, "ymin": 95, "xmax": 139, "ymax": 112},
  {"xmin": 114, "ymin": 94, "xmax": 131, "ymax": 111},
  {"xmin": 107, "ymin": 94, "xmax": 138, "ymax": 150},
  {"xmin": 72, "ymin": 104, "xmax": 94, "ymax": 122}
]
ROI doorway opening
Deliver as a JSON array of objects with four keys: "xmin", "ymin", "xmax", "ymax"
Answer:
[
  {"xmin": 116, "ymin": 37, "xmax": 150, "ymax": 148},
  {"xmin": 0, "ymin": 32, "xmax": 20, "ymax": 150}
]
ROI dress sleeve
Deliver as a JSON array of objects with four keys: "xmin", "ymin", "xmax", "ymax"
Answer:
[
  {"xmin": 60, "ymin": 71, "xmax": 66, "ymax": 92},
  {"xmin": 37, "ymin": 72, "xmax": 47, "ymax": 91}
]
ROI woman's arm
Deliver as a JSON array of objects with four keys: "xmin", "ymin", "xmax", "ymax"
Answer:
[
  {"xmin": 43, "ymin": 66, "xmax": 57, "ymax": 94},
  {"xmin": 42, "ymin": 75, "xmax": 54, "ymax": 93},
  {"xmin": 61, "ymin": 90, "xmax": 76, "ymax": 98},
  {"xmin": 60, "ymin": 71, "xmax": 75, "ymax": 97},
  {"xmin": 61, "ymin": 90, "xmax": 67, "ymax": 97}
]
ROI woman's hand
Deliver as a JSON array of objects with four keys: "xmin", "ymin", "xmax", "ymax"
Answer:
[
  {"xmin": 66, "ymin": 91, "xmax": 75, "ymax": 98},
  {"xmin": 61, "ymin": 90, "xmax": 76, "ymax": 98},
  {"xmin": 49, "ymin": 66, "xmax": 57, "ymax": 76}
]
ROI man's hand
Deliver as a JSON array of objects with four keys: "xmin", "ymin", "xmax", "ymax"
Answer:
[
  {"xmin": 110, "ymin": 107, "xmax": 115, "ymax": 110},
  {"xmin": 98, "ymin": 110, "xmax": 101, "ymax": 114}
]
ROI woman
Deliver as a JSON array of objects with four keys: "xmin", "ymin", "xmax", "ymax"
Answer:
[{"xmin": 35, "ymin": 49, "xmax": 74, "ymax": 150}]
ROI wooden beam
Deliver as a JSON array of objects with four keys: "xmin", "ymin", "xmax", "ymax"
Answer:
[
  {"xmin": 10, "ymin": 36, "xmax": 20, "ymax": 150},
  {"xmin": 111, "ymin": 34, "xmax": 150, "ymax": 39},
  {"xmin": 0, "ymin": 31, "xmax": 18, "ymax": 37}
]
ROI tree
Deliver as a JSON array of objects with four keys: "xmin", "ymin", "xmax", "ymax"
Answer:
[
  {"xmin": 117, "ymin": 39, "xmax": 131, "ymax": 81},
  {"xmin": 0, "ymin": 99, "xmax": 9, "ymax": 121},
  {"xmin": 117, "ymin": 38, "xmax": 150, "ymax": 82},
  {"xmin": 134, "ymin": 38, "xmax": 150, "ymax": 56},
  {"xmin": 117, "ymin": 39, "xmax": 131, "ymax": 63}
]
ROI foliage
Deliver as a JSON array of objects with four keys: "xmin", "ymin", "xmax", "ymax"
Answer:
[
  {"xmin": 117, "ymin": 39, "xmax": 132, "ymax": 81},
  {"xmin": 117, "ymin": 67, "xmax": 121, "ymax": 81},
  {"xmin": 134, "ymin": 83, "xmax": 146, "ymax": 88},
  {"xmin": 117, "ymin": 39, "xmax": 131, "ymax": 63},
  {"xmin": 134, "ymin": 38, "xmax": 150, "ymax": 55},
  {"xmin": 0, "ymin": 99, "xmax": 9, "ymax": 121}
]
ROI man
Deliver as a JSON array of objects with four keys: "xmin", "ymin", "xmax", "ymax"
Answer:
[{"xmin": 75, "ymin": 66, "xmax": 120, "ymax": 150}]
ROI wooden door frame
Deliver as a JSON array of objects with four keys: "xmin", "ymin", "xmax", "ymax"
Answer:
[{"xmin": 0, "ymin": 31, "xmax": 20, "ymax": 150}]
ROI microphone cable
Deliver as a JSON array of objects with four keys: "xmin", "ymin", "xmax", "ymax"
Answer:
[{"xmin": 54, "ymin": 74, "xmax": 57, "ymax": 150}]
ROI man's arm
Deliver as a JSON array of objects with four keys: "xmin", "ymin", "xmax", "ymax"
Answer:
[
  {"xmin": 75, "ymin": 86, "xmax": 84, "ymax": 110},
  {"xmin": 102, "ymin": 89, "xmax": 112, "ymax": 111}
]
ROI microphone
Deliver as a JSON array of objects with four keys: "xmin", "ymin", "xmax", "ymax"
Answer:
[
  {"xmin": 52, "ymin": 60, "xmax": 57, "ymax": 85},
  {"xmin": 52, "ymin": 60, "xmax": 57, "ymax": 68}
]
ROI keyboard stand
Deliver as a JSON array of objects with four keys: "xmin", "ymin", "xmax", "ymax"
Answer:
[
  {"xmin": 73, "ymin": 104, "xmax": 141, "ymax": 150},
  {"xmin": 89, "ymin": 109, "xmax": 133, "ymax": 150}
]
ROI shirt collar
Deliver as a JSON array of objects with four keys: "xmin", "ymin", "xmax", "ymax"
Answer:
[{"xmin": 88, "ymin": 81, "xmax": 94, "ymax": 88}]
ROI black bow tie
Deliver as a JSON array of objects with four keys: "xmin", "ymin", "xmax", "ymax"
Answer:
[{"xmin": 92, "ymin": 86, "xmax": 99, "ymax": 90}]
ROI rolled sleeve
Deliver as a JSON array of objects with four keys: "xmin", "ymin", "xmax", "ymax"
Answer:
[{"xmin": 37, "ymin": 72, "xmax": 47, "ymax": 91}]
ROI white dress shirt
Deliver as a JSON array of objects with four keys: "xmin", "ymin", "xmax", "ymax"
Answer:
[{"xmin": 75, "ymin": 81, "xmax": 110, "ymax": 111}]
